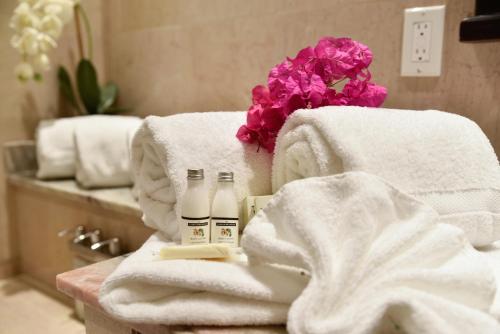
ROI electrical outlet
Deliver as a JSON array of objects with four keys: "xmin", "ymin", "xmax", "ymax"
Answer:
[
  {"xmin": 401, "ymin": 5, "xmax": 445, "ymax": 77},
  {"xmin": 411, "ymin": 21, "xmax": 431, "ymax": 62}
]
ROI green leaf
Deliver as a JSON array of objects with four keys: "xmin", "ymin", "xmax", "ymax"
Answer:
[
  {"xmin": 101, "ymin": 106, "xmax": 131, "ymax": 115},
  {"xmin": 57, "ymin": 66, "xmax": 80, "ymax": 113},
  {"xmin": 76, "ymin": 59, "xmax": 100, "ymax": 114},
  {"xmin": 98, "ymin": 82, "xmax": 118, "ymax": 113}
]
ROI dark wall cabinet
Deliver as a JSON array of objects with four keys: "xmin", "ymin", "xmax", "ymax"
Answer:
[{"xmin": 460, "ymin": 0, "xmax": 500, "ymax": 42}]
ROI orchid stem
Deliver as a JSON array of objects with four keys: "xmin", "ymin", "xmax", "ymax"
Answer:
[
  {"xmin": 73, "ymin": 6, "xmax": 84, "ymax": 60},
  {"xmin": 75, "ymin": 4, "xmax": 93, "ymax": 60}
]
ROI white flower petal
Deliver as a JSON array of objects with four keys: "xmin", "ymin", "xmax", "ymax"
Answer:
[
  {"xmin": 37, "ymin": 32, "xmax": 57, "ymax": 52},
  {"xmin": 14, "ymin": 62, "xmax": 34, "ymax": 81},
  {"xmin": 18, "ymin": 0, "xmax": 39, "ymax": 6},
  {"xmin": 37, "ymin": 0, "xmax": 75, "ymax": 24},
  {"xmin": 10, "ymin": 2, "xmax": 40, "ymax": 32},
  {"xmin": 32, "ymin": 53, "xmax": 50, "ymax": 71},
  {"xmin": 39, "ymin": 14, "xmax": 63, "ymax": 39},
  {"xmin": 15, "ymin": 27, "xmax": 39, "ymax": 55}
]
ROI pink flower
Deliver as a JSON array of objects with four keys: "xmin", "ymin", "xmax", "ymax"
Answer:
[
  {"xmin": 251, "ymin": 85, "xmax": 272, "ymax": 107},
  {"xmin": 262, "ymin": 106, "xmax": 286, "ymax": 132},
  {"xmin": 341, "ymin": 79, "xmax": 387, "ymax": 107},
  {"xmin": 236, "ymin": 125, "xmax": 257, "ymax": 143},
  {"xmin": 246, "ymin": 104, "xmax": 263, "ymax": 130},
  {"xmin": 268, "ymin": 60, "xmax": 293, "ymax": 105},
  {"xmin": 322, "ymin": 38, "xmax": 372, "ymax": 75},
  {"xmin": 236, "ymin": 36, "xmax": 387, "ymax": 153}
]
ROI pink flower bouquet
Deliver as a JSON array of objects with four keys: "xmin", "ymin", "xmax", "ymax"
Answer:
[{"xmin": 236, "ymin": 37, "xmax": 387, "ymax": 153}]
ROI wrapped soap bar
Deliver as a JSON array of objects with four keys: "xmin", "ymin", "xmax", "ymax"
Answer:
[
  {"xmin": 159, "ymin": 243, "xmax": 233, "ymax": 260},
  {"xmin": 241, "ymin": 195, "xmax": 273, "ymax": 230}
]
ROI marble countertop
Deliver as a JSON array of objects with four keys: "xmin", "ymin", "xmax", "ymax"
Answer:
[
  {"xmin": 8, "ymin": 172, "xmax": 142, "ymax": 218},
  {"xmin": 3, "ymin": 141, "xmax": 141, "ymax": 217},
  {"xmin": 56, "ymin": 255, "xmax": 123, "ymax": 310},
  {"xmin": 56, "ymin": 257, "xmax": 286, "ymax": 334}
]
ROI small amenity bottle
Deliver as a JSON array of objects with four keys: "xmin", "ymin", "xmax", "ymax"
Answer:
[
  {"xmin": 211, "ymin": 172, "xmax": 239, "ymax": 246},
  {"xmin": 181, "ymin": 169, "xmax": 210, "ymax": 245}
]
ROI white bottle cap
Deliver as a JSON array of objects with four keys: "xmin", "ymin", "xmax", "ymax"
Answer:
[
  {"xmin": 218, "ymin": 171, "xmax": 234, "ymax": 182},
  {"xmin": 187, "ymin": 169, "xmax": 204, "ymax": 180}
]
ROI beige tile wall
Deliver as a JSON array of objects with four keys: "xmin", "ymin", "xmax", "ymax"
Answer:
[{"xmin": 103, "ymin": 0, "xmax": 500, "ymax": 154}]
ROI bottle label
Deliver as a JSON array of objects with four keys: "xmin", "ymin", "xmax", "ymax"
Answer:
[
  {"xmin": 211, "ymin": 217, "xmax": 239, "ymax": 246},
  {"xmin": 181, "ymin": 216, "xmax": 210, "ymax": 245}
]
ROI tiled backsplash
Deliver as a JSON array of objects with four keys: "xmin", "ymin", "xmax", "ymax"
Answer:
[
  {"xmin": 2, "ymin": 141, "xmax": 37, "ymax": 175},
  {"xmin": 102, "ymin": 0, "xmax": 500, "ymax": 155}
]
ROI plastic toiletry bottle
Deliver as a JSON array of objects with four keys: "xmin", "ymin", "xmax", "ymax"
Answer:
[
  {"xmin": 211, "ymin": 172, "xmax": 239, "ymax": 246},
  {"xmin": 181, "ymin": 169, "xmax": 210, "ymax": 245}
]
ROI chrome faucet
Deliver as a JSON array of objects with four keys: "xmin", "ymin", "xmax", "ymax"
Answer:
[
  {"xmin": 58, "ymin": 225, "xmax": 85, "ymax": 238},
  {"xmin": 91, "ymin": 237, "xmax": 121, "ymax": 256},
  {"xmin": 73, "ymin": 229, "xmax": 101, "ymax": 244}
]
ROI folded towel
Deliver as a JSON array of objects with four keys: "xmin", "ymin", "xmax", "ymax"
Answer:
[
  {"xmin": 131, "ymin": 112, "xmax": 272, "ymax": 240},
  {"xmin": 74, "ymin": 116, "xmax": 141, "ymax": 188},
  {"xmin": 99, "ymin": 232, "xmax": 306, "ymax": 326},
  {"xmin": 242, "ymin": 172, "xmax": 500, "ymax": 334},
  {"xmin": 36, "ymin": 117, "xmax": 79, "ymax": 179},
  {"xmin": 272, "ymin": 106, "xmax": 500, "ymax": 246},
  {"xmin": 36, "ymin": 115, "xmax": 141, "ymax": 187}
]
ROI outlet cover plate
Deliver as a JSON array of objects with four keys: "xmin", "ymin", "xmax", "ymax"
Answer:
[{"xmin": 401, "ymin": 5, "xmax": 445, "ymax": 77}]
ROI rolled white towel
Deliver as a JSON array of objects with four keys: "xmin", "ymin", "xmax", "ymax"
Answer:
[
  {"xmin": 131, "ymin": 112, "xmax": 272, "ymax": 240},
  {"xmin": 74, "ymin": 116, "xmax": 142, "ymax": 188},
  {"xmin": 242, "ymin": 172, "xmax": 500, "ymax": 334},
  {"xmin": 99, "ymin": 233, "xmax": 305, "ymax": 326},
  {"xmin": 273, "ymin": 106, "xmax": 500, "ymax": 246}
]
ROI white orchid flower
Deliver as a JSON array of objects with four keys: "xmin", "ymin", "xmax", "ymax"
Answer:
[
  {"xmin": 39, "ymin": 14, "xmax": 63, "ymax": 39},
  {"xmin": 34, "ymin": 0, "xmax": 75, "ymax": 24},
  {"xmin": 10, "ymin": 0, "xmax": 79, "ymax": 81},
  {"xmin": 14, "ymin": 62, "xmax": 35, "ymax": 81},
  {"xmin": 10, "ymin": 2, "xmax": 40, "ymax": 32},
  {"xmin": 32, "ymin": 53, "xmax": 50, "ymax": 71},
  {"xmin": 18, "ymin": 0, "xmax": 39, "ymax": 6},
  {"xmin": 10, "ymin": 28, "xmax": 38, "ymax": 55},
  {"xmin": 11, "ymin": 27, "xmax": 56, "ymax": 56},
  {"xmin": 36, "ymin": 31, "xmax": 57, "ymax": 53}
]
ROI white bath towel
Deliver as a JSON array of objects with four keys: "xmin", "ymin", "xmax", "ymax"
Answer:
[
  {"xmin": 272, "ymin": 106, "xmax": 500, "ymax": 246},
  {"xmin": 36, "ymin": 117, "xmax": 79, "ymax": 179},
  {"xmin": 101, "ymin": 172, "xmax": 500, "ymax": 331},
  {"xmin": 242, "ymin": 172, "xmax": 500, "ymax": 334},
  {"xmin": 74, "ymin": 116, "xmax": 142, "ymax": 188},
  {"xmin": 36, "ymin": 115, "xmax": 141, "ymax": 187},
  {"xmin": 99, "ymin": 232, "xmax": 306, "ymax": 325},
  {"xmin": 131, "ymin": 112, "xmax": 272, "ymax": 240}
]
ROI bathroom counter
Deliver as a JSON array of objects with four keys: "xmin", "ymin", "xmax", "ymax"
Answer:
[
  {"xmin": 56, "ymin": 257, "xmax": 287, "ymax": 334},
  {"xmin": 8, "ymin": 172, "xmax": 141, "ymax": 218},
  {"xmin": 7, "ymin": 172, "xmax": 153, "ymax": 300}
]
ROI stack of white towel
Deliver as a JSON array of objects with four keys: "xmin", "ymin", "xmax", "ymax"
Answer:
[
  {"xmin": 101, "ymin": 173, "xmax": 500, "ymax": 333},
  {"xmin": 99, "ymin": 107, "xmax": 500, "ymax": 333},
  {"xmin": 36, "ymin": 115, "xmax": 142, "ymax": 188}
]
